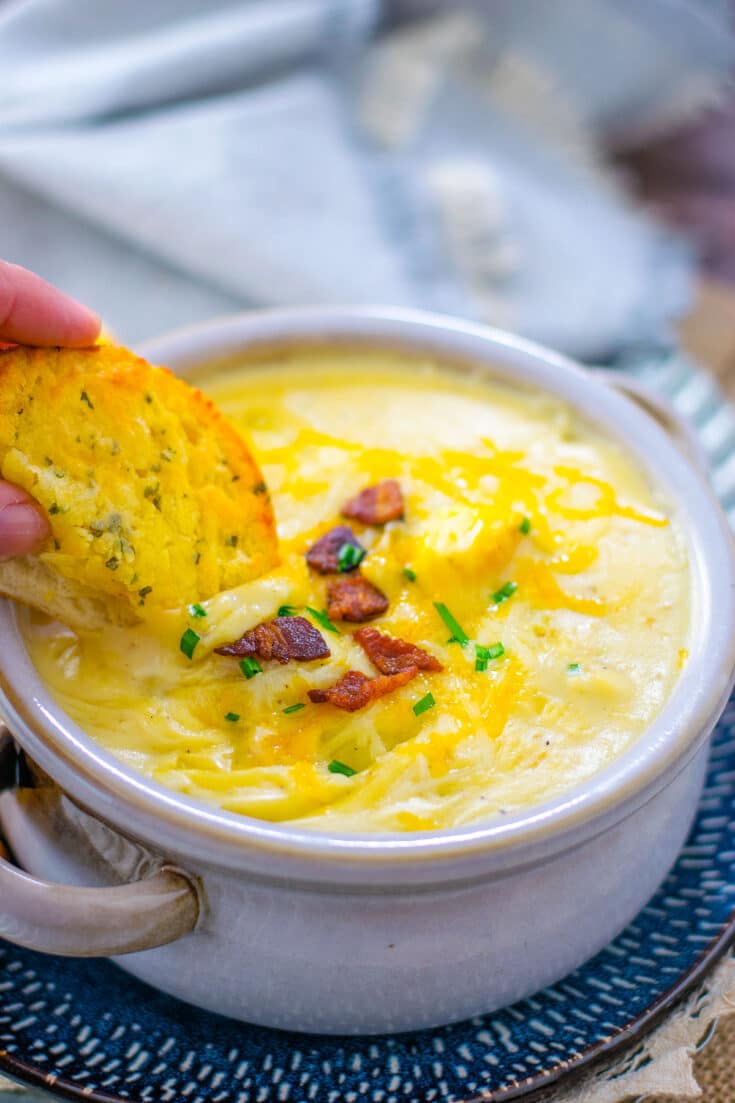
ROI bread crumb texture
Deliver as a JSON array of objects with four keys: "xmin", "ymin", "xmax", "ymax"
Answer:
[{"xmin": 0, "ymin": 345, "xmax": 277, "ymax": 625}]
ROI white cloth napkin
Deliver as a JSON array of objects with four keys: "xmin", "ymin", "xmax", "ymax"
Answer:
[{"xmin": 0, "ymin": 0, "xmax": 732, "ymax": 354}]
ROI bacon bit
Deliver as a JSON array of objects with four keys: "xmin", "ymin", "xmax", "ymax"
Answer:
[
  {"xmin": 306, "ymin": 525, "xmax": 365, "ymax": 574},
  {"xmin": 308, "ymin": 666, "xmax": 418, "ymax": 712},
  {"xmin": 342, "ymin": 479, "xmax": 404, "ymax": 525},
  {"xmin": 354, "ymin": 626, "xmax": 443, "ymax": 675},
  {"xmin": 327, "ymin": 574, "xmax": 389, "ymax": 622},
  {"xmin": 214, "ymin": 616, "xmax": 330, "ymax": 664}
]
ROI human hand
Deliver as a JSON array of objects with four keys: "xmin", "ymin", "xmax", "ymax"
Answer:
[{"xmin": 0, "ymin": 261, "xmax": 101, "ymax": 556}]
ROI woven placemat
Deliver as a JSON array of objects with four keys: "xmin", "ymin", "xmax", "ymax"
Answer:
[{"xmin": 689, "ymin": 1014, "xmax": 735, "ymax": 1101}]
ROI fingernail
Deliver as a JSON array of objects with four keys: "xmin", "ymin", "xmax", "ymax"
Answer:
[{"xmin": 0, "ymin": 502, "xmax": 50, "ymax": 556}]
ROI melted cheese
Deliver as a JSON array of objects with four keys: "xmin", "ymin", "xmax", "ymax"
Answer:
[{"xmin": 23, "ymin": 348, "xmax": 690, "ymax": 833}]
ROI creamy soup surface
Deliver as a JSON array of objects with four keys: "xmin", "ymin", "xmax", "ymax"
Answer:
[{"xmin": 24, "ymin": 348, "xmax": 691, "ymax": 832}]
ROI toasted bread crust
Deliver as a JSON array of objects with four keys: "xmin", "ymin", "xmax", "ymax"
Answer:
[{"xmin": 0, "ymin": 345, "xmax": 278, "ymax": 627}]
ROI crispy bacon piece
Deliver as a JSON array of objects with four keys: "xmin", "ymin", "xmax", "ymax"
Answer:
[
  {"xmin": 306, "ymin": 525, "xmax": 364, "ymax": 574},
  {"xmin": 214, "ymin": 616, "xmax": 330, "ymax": 664},
  {"xmin": 354, "ymin": 626, "xmax": 443, "ymax": 675},
  {"xmin": 308, "ymin": 666, "xmax": 418, "ymax": 712},
  {"xmin": 342, "ymin": 479, "xmax": 404, "ymax": 525},
  {"xmin": 327, "ymin": 574, "xmax": 389, "ymax": 622}
]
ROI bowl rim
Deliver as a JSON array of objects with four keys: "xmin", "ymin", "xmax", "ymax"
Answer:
[{"xmin": 2, "ymin": 305, "xmax": 734, "ymax": 886}]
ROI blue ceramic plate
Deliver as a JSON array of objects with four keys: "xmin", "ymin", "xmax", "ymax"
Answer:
[{"xmin": 2, "ymin": 351, "xmax": 735, "ymax": 1103}]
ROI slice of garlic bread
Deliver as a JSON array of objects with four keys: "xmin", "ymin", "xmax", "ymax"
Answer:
[{"xmin": 0, "ymin": 345, "xmax": 278, "ymax": 629}]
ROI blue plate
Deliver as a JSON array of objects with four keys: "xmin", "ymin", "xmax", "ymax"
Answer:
[{"xmin": 2, "ymin": 351, "xmax": 735, "ymax": 1103}]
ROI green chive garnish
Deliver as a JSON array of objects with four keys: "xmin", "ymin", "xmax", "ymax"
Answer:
[
  {"xmin": 278, "ymin": 605, "xmax": 298, "ymax": 617},
  {"xmin": 403, "ymin": 567, "xmax": 417, "ymax": 582},
  {"xmin": 337, "ymin": 542, "xmax": 366, "ymax": 572},
  {"xmin": 283, "ymin": 703, "xmax": 306, "ymax": 715},
  {"xmin": 519, "ymin": 517, "xmax": 532, "ymax": 535},
  {"xmin": 567, "ymin": 662, "xmax": 582, "ymax": 675},
  {"xmin": 434, "ymin": 603, "xmax": 469, "ymax": 646},
  {"xmin": 328, "ymin": 759, "xmax": 356, "ymax": 777},
  {"xmin": 180, "ymin": 628, "xmax": 200, "ymax": 660},
  {"xmin": 413, "ymin": 692, "xmax": 436, "ymax": 717},
  {"xmin": 491, "ymin": 581, "xmax": 518, "ymax": 606},
  {"xmin": 224, "ymin": 712, "xmax": 240, "ymax": 722},
  {"xmin": 240, "ymin": 657, "xmax": 263, "ymax": 679},
  {"xmin": 306, "ymin": 607, "xmax": 341, "ymax": 635},
  {"xmin": 189, "ymin": 602, "xmax": 207, "ymax": 618},
  {"xmin": 476, "ymin": 642, "xmax": 505, "ymax": 670}
]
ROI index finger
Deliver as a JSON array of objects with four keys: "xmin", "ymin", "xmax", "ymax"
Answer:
[{"xmin": 0, "ymin": 261, "xmax": 101, "ymax": 347}]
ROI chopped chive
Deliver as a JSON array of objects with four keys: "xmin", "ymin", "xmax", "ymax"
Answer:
[
  {"xmin": 180, "ymin": 628, "xmax": 200, "ymax": 660},
  {"xmin": 328, "ymin": 759, "xmax": 356, "ymax": 777},
  {"xmin": 189, "ymin": 602, "xmax": 207, "ymax": 618},
  {"xmin": 80, "ymin": 389, "xmax": 94, "ymax": 409},
  {"xmin": 413, "ymin": 692, "xmax": 436, "ymax": 717},
  {"xmin": 477, "ymin": 642, "xmax": 505, "ymax": 670},
  {"xmin": 403, "ymin": 566, "xmax": 417, "ymax": 582},
  {"xmin": 519, "ymin": 517, "xmax": 532, "ymax": 535},
  {"xmin": 224, "ymin": 712, "xmax": 240, "ymax": 722},
  {"xmin": 567, "ymin": 662, "xmax": 582, "ymax": 675},
  {"xmin": 434, "ymin": 602, "xmax": 469, "ymax": 646},
  {"xmin": 283, "ymin": 703, "xmax": 306, "ymax": 715},
  {"xmin": 337, "ymin": 542, "xmax": 366, "ymax": 572},
  {"xmin": 278, "ymin": 605, "xmax": 299, "ymax": 617},
  {"xmin": 491, "ymin": 581, "xmax": 518, "ymax": 606},
  {"xmin": 306, "ymin": 606, "xmax": 341, "ymax": 635},
  {"xmin": 240, "ymin": 657, "xmax": 263, "ymax": 679}
]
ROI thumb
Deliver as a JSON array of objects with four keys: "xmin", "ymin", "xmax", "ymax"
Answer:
[{"xmin": 0, "ymin": 482, "xmax": 50, "ymax": 557}]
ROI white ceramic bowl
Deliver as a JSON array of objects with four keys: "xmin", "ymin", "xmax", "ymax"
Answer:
[{"xmin": 1, "ymin": 308, "xmax": 734, "ymax": 1035}]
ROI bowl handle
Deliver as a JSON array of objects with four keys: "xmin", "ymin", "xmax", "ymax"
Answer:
[
  {"xmin": 0, "ymin": 741, "xmax": 201, "ymax": 958},
  {"xmin": 0, "ymin": 854, "xmax": 200, "ymax": 957},
  {"xmin": 597, "ymin": 370, "xmax": 709, "ymax": 475}
]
